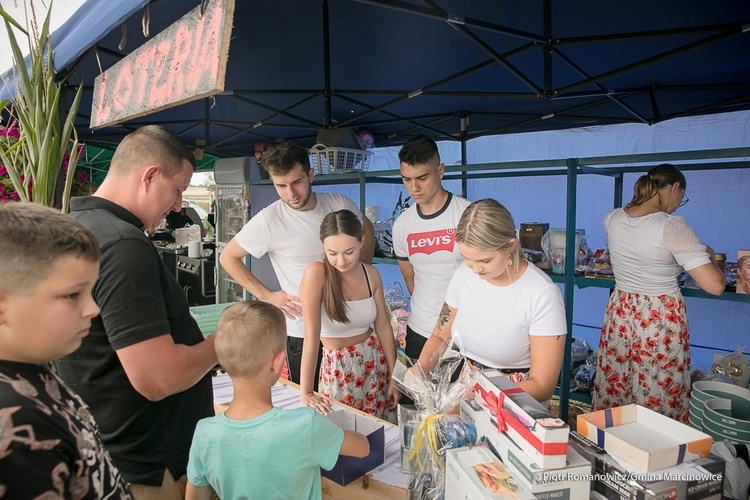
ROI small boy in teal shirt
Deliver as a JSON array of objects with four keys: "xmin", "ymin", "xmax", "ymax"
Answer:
[{"xmin": 186, "ymin": 301, "xmax": 369, "ymax": 499}]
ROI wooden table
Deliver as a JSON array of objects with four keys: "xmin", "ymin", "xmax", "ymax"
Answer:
[{"xmin": 214, "ymin": 378, "xmax": 407, "ymax": 499}]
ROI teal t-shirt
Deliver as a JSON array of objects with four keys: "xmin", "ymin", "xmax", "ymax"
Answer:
[{"xmin": 187, "ymin": 407, "xmax": 344, "ymax": 499}]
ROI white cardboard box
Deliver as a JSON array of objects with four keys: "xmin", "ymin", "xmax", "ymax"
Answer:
[
  {"xmin": 445, "ymin": 445, "xmax": 536, "ymax": 499},
  {"xmin": 323, "ymin": 410, "xmax": 385, "ymax": 485},
  {"xmin": 474, "ymin": 370, "xmax": 569, "ymax": 469},
  {"xmin": 461, "ymin": 399, "xmax": 592, "ymax": 499},
  {"xmin": 577, "ymin": 404, "xmax": 713, "ymax": 472}
]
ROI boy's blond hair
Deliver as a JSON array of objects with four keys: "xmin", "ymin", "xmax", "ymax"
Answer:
[
  {"xmin": 0, "ymin": 202, "xmax": 100, "ymax": 295},
  {"xmin": 214, "ymin": 301, "xmax": 286, "ymax": 377}
]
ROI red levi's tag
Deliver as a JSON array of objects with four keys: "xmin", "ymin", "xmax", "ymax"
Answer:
[
  {"xmin": 407, "ymin": 228, "xmax": 456, "ymax": 256},
  {"xmin": 473, "ymin": 383, "xmax": 567, "ymax": 456}
]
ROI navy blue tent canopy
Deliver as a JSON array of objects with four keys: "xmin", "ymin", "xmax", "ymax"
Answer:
[{"xmin": 3, "ymin": 0, "xmax": 750, "ymax": 156}]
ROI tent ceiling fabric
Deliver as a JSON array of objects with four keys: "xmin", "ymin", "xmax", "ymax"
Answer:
[{"xmin": 6, "ymin": 0, "xmax": 750, "ymax": 156}]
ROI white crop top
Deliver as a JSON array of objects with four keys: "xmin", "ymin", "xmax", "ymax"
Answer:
[{"xmin": 320, "ymin": 264, "xmax": 378, "ymax": 339}]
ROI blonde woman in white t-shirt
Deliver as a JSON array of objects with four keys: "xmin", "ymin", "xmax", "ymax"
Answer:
[
  {"xmin": 414, "ymin": 199, "xmax": 567, "ymax": 402},
  {"xmin": 592, "ymin": 164, "xmax": 725, "ymax": 423}
]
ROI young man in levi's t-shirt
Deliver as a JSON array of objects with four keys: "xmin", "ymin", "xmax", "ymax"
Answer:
[{"xmin": 392, "ymin": 135, "xmax": 471, "ymax": 361}]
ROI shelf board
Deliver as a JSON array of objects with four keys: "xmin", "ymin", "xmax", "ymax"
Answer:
[
  {"xmin": 373, "ymin": 257, "xmax": 398, "ymax": 265},
  {"xmin": 574, "ymin": 276, "xmax": 616, "ymax": 289},
  {"xmin": 572, "ymin": 276, "xmax": 750, "ymax": 303},
  {"xmin": 546, "ymin": 272, "xmax": 566, "ymax": 284},
  {"xmin": 681, "ymin": 287, "xmax": 750, "ymax": 303},
  {"xmin": 555, "ymin": 386, "xmax": 592, "ymax": 405}
]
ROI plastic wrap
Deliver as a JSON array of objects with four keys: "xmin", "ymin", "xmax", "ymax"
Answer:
[
  {"xmin": 392, "ymin": 339, "xmax": 479, "ymax": 500},
  {"xmin": 384, "ymin": 282, "xmax": 409, "ymax": 350},
  {"xmin": 568, "ymin": 338, "xmax": 595, "ymax": 394},
  {"xmin": 570, "ymin": 337, "xmax": 592, "ymax": 363},
  {"xmin": 712, "ymin": 346, "xmax": 750, "ymax": 387},
  {"xmin": 571, "ymin": 365, "xmax": 596, "ymax": 393}
]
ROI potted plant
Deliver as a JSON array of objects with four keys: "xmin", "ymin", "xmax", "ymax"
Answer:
[{"xmin": 0, "ymin": 1, "xmax": 84, "ymax": 211}]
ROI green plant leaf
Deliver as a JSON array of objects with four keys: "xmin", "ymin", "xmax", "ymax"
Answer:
[
  {"xmin": 0, "ymin": 8, "xmax": 29, "ymax": 35},
  {"xmin": 3, "ymin": 19, "xmax": 32, "ymax": 99},
  {"xmin": 1, "ymin": 1, "xmax": 83, "ymax": 208}
]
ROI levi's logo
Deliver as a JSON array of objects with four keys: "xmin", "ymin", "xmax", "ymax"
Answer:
[{"xmin": 407, "ymin": 228, "xmax": 456, "ymax": 256}]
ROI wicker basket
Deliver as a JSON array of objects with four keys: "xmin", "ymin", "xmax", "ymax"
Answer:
[{"xmin": 309, "ymin": 144, "xmax": 372, "ymax": 174}]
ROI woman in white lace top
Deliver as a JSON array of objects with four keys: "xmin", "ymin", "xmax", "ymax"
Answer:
[{"xmin": 592, "ymin": 164, "xmax": 725, "ymax": 423}]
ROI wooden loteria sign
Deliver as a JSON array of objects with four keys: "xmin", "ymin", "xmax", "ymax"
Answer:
[{"xmin": 90, "ymin": 0, "xmax": 235, "ymax": 129}]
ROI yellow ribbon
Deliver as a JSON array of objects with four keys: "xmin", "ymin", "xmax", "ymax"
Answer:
[{"xmin": 408, "ymin": 413, "xmax": 446, "ymax": 471}]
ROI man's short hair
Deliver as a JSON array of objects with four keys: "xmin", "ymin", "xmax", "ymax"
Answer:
[
  {"xmin": 398, "ymin": 134, "xmax": 440, "ymax": 166},
  {"xmin": 109, "ymin": 125, "xmax": 197, "ymax": 178},
  {"xmin": 214, "ymin": 301, "xmax": 286, "ymax": 377},
  {"xmin": 261, "ymin": 141, "xmax": 311, "ymax": 177},
  {"xmin": 0, "ymin": 202, "xmax": 100, "ymax": 295}
]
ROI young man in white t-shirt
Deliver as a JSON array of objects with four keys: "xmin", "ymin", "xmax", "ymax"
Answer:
[
  {"xmin": 392, "ymin": 135, "xmax": 471, "ymax": 361},
  {"xmin": 219, "ymin": 142, "xmax": 374, "ymax": 386}
]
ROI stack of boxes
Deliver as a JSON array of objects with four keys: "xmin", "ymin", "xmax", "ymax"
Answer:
[
  {"xmin": 439, "ymin": 370, "xmax": 727, "ymax": 499},
  {"xmin": 573, "ymin": 405, "xmax": 725, "ymax": 500},
  {"xmin": 452, "ymin": 370, "xmax": 593, "ymax": 499}
]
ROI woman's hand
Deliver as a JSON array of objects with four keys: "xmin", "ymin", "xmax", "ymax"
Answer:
[
  {"xmin": 300, "ymin": 391, "xmax": 333, "ymax": 415},
  {"xmin": 387, "ymin": 380, "xmax": 401, "ymax": 410}
]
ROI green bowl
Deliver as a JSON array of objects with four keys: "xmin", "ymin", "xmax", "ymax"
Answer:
[
  {"xmin": 692, "ymin": 381, "xmax": 750, "ymax": 420},
  {"xmin": 702, "ymin": 416, "xmax": 750, "ymax": 444},
  {"xmin": 702, "ymin": 398, "xmax": 750, "ymax": 436},
  {"xmin": 699, "ymin": 423, "xmax": 727, "ymax": 443},
  {"xmin": 690, "ymin": 396, "xmax": 704, "ymax": 411},
  {"xmin": 690, "ymin": 399, "xmax": 703, "ymax": 418},
  {"xmin": 688, "ymin": 415, "xmax": 703, "ymax": 431}
]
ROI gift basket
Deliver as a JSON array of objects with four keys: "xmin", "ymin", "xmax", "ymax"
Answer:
[{"xmin": 392, "ymin": 335, "xmax": 479, "ymax": 499}]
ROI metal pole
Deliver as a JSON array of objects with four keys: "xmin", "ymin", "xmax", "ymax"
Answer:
[{"xmin": 560, "ymin": 158, "xmax": 579, "ymax": 422}]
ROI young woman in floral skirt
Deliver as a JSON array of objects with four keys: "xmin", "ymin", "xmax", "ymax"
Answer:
[
  {"xmin": 299, "ymin": 210, "xmax": 399, "ymax": 421},
  {"xmin": 592, "ymin": 164, "xmax": 725, "ymax": 423}
]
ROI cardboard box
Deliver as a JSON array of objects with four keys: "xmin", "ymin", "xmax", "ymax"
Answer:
[
  {"xmin": 738, "ymin": 249, "xmax": 750, "ymax": 262},
  {"xmin": 445, "ymin": 445, "xmax": 536, "ymax": 499},
  {"xmin": 474, "ymin": 370, "xmax": 569, "ymax": 469},
  {"xmin": 520, "ymin": 222, "xmax": 549, "ymax": 252},
  {"xmin": 577, "ymin": 404, "xmax": 713, "ymax": 472},
  {"xmin": 461, "ymin": 399, "xmax": 592, "ymax": 499},
  {"xmin": 322, "ymin": 410, "xmax": 385, "ymax": 486},
  {"xmin": 570, "ymin": 431, "xmax": 725, "ymax": 500}
]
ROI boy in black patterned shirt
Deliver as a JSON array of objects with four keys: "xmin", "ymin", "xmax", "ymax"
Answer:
[{"xmin": 0, "ymin": 202, "xmax": 131, "ymax": 499}]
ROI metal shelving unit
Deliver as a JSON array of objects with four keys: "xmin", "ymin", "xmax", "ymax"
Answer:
[{"xmin": 248, "ymin": 146, "xmax": 750, "ymax": 420}]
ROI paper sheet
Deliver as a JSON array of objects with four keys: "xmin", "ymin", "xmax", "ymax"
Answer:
[
  {"xmin": 371, "ymin": 425, "xmax": 411, "ymax": 489},
  {"xmin": 270, "ymin": 382, "xmax": 305, "ymax": 410},
  {"xmin": 212, "ymin": 372, "xmax": 234, "ymax": 404}
]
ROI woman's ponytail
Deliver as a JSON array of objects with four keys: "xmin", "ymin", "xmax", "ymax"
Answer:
[{"xmin": 625, "ymin": 164, "xmax": 686, "ymax": 209}]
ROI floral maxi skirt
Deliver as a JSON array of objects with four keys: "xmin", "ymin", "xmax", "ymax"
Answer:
[
  {"xmin": 319, "ymin": 331, "xmax": 393, "ymax": 422},
  {"xmin": 591, "ymin": 289, "xmax": 691, "ymax": 423}
]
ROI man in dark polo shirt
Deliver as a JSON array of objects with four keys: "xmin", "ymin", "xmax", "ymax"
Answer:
[{"xmin": 54, "ymin": 125, "xmax": 217, "ymax": 498}]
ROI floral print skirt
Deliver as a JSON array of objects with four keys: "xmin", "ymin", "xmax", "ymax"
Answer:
[
  {"xmin": 320, "ymin": 331, "xmax": 394, "ymax": 422},
  {"xmin": 592, "ymin": 289, "xmax": 691, "ymax": 423}
]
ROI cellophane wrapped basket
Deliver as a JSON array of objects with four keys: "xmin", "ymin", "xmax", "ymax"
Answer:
[{"xmin": 393, "ymin": 344, "xmax": 479, "ymax": 499}]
